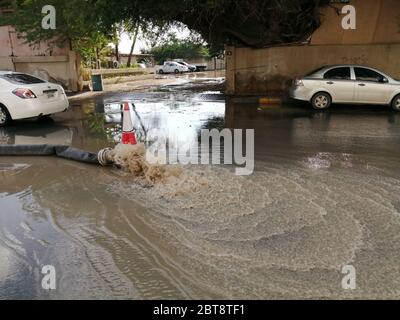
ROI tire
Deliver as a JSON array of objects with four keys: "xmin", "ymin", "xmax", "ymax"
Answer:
[
  {"xmin": 311, "ymin": 92, "xmax": 331, "ymax": 110},
  {"xmin": 174, "ymin": 69, "xmax": 180, "ymax": 74},
  {"xmin": 158, "ymin": 69, "xmax": 164, "ymax": 74},
  {"xmin": 0, "ymin": 105, "xmax": 11, "ymax": 127},
  {"xmin": 391, "ymin": 94, "xmax": 400, "ymax": 112}
]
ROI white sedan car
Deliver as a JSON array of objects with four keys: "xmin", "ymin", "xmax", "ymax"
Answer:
[
  {"xmin": 290, "ymin": 65, "xmax": 400, "ymax": 111},
  {"xmin": 174, "ymin": 60, "xmax": 197, "ymax": 72},
  {"xmin": 158, "ymin": 62, "xmax": 189, "ymax": 74},
  {"xmin": 0, "ymin": 71, "xmax": 69, "ymax": 126}
]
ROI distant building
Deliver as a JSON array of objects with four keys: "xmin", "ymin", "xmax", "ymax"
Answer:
[{"xmin": 225, "ymin": 0, "xmax": 400, "ymax": 95}]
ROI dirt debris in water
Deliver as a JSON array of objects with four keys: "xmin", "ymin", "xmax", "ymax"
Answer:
[{"xmin": 111, "ymin": 144, "xmax": 182, "ymax": 186}]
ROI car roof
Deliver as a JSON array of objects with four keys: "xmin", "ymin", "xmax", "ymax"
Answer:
[{"xmin": 315, "ymin": 64, "xmax": 382, "ymax": 70}]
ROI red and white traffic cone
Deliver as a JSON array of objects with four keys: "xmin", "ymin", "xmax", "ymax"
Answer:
[{"xmin": 121, "ymin": 102, "xmax": 137, "ymax": 145}]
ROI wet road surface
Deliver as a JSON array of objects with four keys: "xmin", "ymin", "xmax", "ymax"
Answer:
[{"xmin": 1, "ymin": 76, "xmax": 400, "ymax": 299}]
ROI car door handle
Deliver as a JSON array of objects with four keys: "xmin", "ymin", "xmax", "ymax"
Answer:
[
  {"xmin": 326, "ymin": 82, "xmax": 334, "ymax": 85},
  {"xmin": 358, "ymin": 83, "xmax": 366, "ymax": 87}
]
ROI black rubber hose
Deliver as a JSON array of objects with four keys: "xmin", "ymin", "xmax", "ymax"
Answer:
[
  {"xmin": 0, "ymin": 145, "xmax": 100, "ymax": 165},
  {"xmin": 0, "ymin": 144, "xmax": 57, "ymax": 156},
  {"xmin": 54, "ymin": 146, "xmax": 99, "ymax": 164}
]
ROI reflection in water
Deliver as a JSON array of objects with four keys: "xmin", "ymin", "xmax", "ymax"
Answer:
[
  {"xmin": 0, "ymin": 121, "xmax": 73, "ymax": 146},
  {"xmin": 1, "ymin": 82, "xmax": 400, "ymax": 299},
  {"xmin": 103, "ymin": 93, "xmax": 225, "ymax": 146}
]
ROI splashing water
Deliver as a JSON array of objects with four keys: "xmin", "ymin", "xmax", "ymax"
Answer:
[{"xmin": 111, "ymin": 144, "xmax": 182, "ymax": 186}]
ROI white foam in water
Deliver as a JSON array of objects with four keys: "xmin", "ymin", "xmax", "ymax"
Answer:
[
  {"xmin": 111, "ymin": 143, "xmax": 182, "ymax": 186},
  {"xmin": 106, "ymin": 148, "xmax": 400, "ymax": 298},
  {"xmin": 107, "ymin": 146, "xmax": 400, "ymax": 299}
]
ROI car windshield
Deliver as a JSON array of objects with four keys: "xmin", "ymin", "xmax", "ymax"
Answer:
[{"xmin": 0, "ymin": 73, "xmax": 46, "ymax": 84}]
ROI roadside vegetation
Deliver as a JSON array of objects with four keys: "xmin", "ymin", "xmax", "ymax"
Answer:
[
  {"xmin": 3, "ymin": 0, "xmax": 331, "ymax": 66},
  {"xmin": 144, "ymin": 36, "xmax": 211, "ymax": 65}
]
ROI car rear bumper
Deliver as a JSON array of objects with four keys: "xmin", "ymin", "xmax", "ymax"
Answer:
[
  {"xmin": 12, "ymin": 97, "xmax": 69, "ymax": 120},
  {"xmin": 289, "ymin": 86, "xmax": 312, "ymax": 102}
]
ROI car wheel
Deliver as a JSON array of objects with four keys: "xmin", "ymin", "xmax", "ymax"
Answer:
[
  {"xmin": 0, "ymin": 105, "xmax": 11, "ymax": 127},
  {"xmin": 158, "ymin": 69, "xmax": 164, "ymax": 74},
  {"xmin": 311, "ymin": 92, "xmax": 331, "ymax": 110},
  {"xmin": 174, "ymin": 69, "xmax": 180, "ymax": 74},
  {"xmin": 391, "ymin": 95, "xmax": 400, "ymax": 112}
]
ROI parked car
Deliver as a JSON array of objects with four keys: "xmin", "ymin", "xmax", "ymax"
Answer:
[
  {"xmin": 173, "ymin": 60, "xmax": 197, "ymax": 72},
  {"xmin": 290, "ymin": 65, "xmax": 400, "ymax": 111},
  {"xmin": 0, "ymin": 71, "xmax": 69, "ymax": 127},
  {"xmin": 157, "ymin": 62, "xmax": 189, "ymax": 74},
  {"xmin": 194, "ymin": 65, "xmax": 207, "ymax": 72}
]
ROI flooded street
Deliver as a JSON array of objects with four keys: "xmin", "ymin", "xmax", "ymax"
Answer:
[{"xmin": 1, "ymin": 74, "xmax": 400, "ymax": 299}]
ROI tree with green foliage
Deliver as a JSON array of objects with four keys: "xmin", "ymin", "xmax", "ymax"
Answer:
[
  {"xmin": 7, "ymin": 0, "xmax": 330, "ymax": 61},
  {"xmin": 85, "ymin": 0, "xmax": 330, "ymax": 49},
  {"xmin": 3, "ymin": 0, "xmax": 115, "ymax": 67},
  {"xmin": 0, "ymin": 0, "xmax": 14, "ymax": 25},
  {"xmin": 145, "ymin": 36, "xmax": 210, "ymax": 64},
  {"xmin": 0, "ymin": 0, "xmax": 12, "ymax": 9}
]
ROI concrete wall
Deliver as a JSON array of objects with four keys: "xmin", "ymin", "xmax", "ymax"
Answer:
[
  {"xmin": 0, "ymin": 56, "xmax": 14, "ymax": 70},
  {"xmin": 311, "ymin": 0, "xmax": 400, "ymax": 45},
  {"xmin": 226, "ymin": 44, "xmax": 400, "ymax": 95},
  {"xmin": 185, "ymin": 57, "xmax": 226, "ymax": 71},
  {"xmin": 225, "ymin": 0, "xmax": 400, "ymax": 95},
  {"xmin": 0, "ymin": 25, "xmax": 68, "ymax": 57},
  {"xmin": 0, "ymin": 26, "xmax": 81, "ymax": 91},
  {"xmin": 108, "ymin": 54, "xmax": 155, "ymax": 67},
  {"xmin": 154, "ymin": 57, "xmax": 225, "ymax": 71}
]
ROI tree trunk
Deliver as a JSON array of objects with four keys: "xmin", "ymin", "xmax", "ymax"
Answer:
[
  {"xmin": 127, "ymin": 25, "xmax": 139, "ymax": 68},
  {"xmin": 115, "ymin": 42, "xmax": 120, "ymax": 63},
  {"xmin": 95, "ymin": 47, "xmax": 100, "ymax": 69}
]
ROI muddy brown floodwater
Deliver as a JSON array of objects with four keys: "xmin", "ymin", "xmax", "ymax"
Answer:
[{"xmin": 1, "ymin": 76, "xmax": 400, "ymax": 299}]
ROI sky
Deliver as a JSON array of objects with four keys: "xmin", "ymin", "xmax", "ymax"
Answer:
[
  {"xmin": 118, "ymin": 32, "xmax": 147, "ymax": 54},
  {"xmin": 116, "ymin": 25, "xmax": 192, "ymax": 54}
]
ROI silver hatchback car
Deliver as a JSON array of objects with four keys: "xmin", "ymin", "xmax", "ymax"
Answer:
[{"xmin": 290, "ymin": 65, "xmax": 400, "ymax": 111}]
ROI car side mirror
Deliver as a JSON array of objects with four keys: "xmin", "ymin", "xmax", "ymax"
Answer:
[{"xmin": 381, "ymin": 77, "xmax": 389, "ymax": 83}]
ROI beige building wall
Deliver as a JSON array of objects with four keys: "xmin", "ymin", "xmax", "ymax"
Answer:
[
  {"xmin": 227, "ymin": 44, "xmax": 400, "ymax": 95},
  {"xmin": 0, "ymin": 26, "xmax": 81, "ymax": 91},
  {"xmin": 311, "ymin": 0, "xmax": 400, "ymax": 45},
  {"xmin": 226, "ymin": 0, "xmax": 400, "ymax": 95},
  {"xmin": 185, "ymin": 57, "xmax": 226, "ymax": 71}
]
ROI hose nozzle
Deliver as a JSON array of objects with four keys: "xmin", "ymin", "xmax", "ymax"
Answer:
[{"xmin": 97, "ymin": 148, "xmax": 114, "ymax": 166}]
